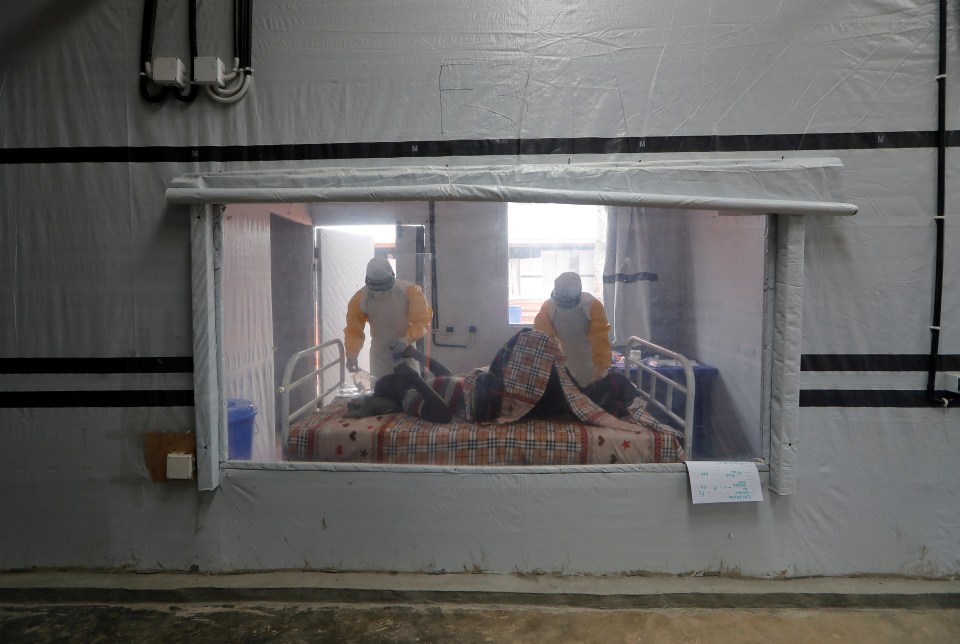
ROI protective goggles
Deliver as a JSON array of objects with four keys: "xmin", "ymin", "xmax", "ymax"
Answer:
[{"xmin": 365, "ymin": 275, "xmax": 396, "ymax": 292}]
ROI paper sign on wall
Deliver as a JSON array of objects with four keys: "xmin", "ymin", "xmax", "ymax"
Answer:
[{"xmin": 686, "ymin": 461, "xmax": 763, "ymax": 504}]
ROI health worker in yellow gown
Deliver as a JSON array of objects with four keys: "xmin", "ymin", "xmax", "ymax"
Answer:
[
  {"xmin": 533, "ymin": 271, "xmax": 612, "ymax": 388},
  {"xmin": 344, "ymin": 257, "xmax": 433, "ymax": 378}
]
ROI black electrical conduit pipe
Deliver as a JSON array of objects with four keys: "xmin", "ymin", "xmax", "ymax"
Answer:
[
  {"xmin": 234, "ymin": 0, "xmax": 252, "ymax": 74},
  {"xmin": 138, "ymin": 0, "xmax": 168, "ymax": 103},
  {"xmin": 926, "ymin": 0, "xmax": 958, "ymax": 406},
  {"xmin": 428, "ymin": 201, "xmax": 469, "ymax": 348},
  {"xmin": 173, "ymin": 0, "xmax": 199, "ymax": 102},
  {"xmin": 141, "ymin": 0, "xmax": 251, "ymax": 103},
  {"xmin": 205, "ymin": 0, "xmax": 252, "ymax": 102},
  {"xmin": 234, "ymin": 0, "xmax": 243, "ymax": 69},
  {"xmin": 245, "ymin": 0, "xmax": 253, "ymax": 72}
]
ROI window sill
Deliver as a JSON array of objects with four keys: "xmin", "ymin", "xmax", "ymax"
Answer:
[{"xmin": 222, "ymin": 460, "xmax": 769, "ymax": 474}]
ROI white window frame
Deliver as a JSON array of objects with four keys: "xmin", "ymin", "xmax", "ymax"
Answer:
[{"xmin": 171, "ymin": 159, "xmax": 856, "ymax": 493}]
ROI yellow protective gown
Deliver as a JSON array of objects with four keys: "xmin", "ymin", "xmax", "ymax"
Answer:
[
  {"xmin": 344, "ymin": 279, "xmax": 433, "ymax": 378},
  {"xmin": 533, "ymin": 292, "xmax": 611, "ymax": 387}
]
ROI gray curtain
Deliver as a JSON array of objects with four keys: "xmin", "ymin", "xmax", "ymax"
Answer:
[{"xmin": 603, "ymin": 207, "xmax": 690, "ymax": 353}]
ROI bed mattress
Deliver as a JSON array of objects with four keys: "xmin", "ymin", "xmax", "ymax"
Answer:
[{"xmin": 287, "ymin": 397, "xmax": 684, "ymax": 465}]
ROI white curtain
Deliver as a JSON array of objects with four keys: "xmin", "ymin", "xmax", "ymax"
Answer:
[{"xmin": 222, "ymin": 209, "xmax": 276, "ymax": 461}]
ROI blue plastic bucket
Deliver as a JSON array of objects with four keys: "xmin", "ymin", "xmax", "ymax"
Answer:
[
  {"xmin": 227, "ymin": 399, "xmax": 257, "ymax": 460},
  {"xmin": 508, "ymin": 304, "xmax": 522, "ymax": 324}
]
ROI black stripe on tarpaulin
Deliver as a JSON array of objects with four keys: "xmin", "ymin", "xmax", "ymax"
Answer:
[
  {"xmin": 799, "ymin": 389, "xmax": 943, "ymax": 407},
  {"xmin": 603, "ymin": 272, "xmax": 659, "ymax": 283},
  {"xmin": 1, "ymin": 130, "xmax": 956, "ymax": 165},
  {"xmin": 0, "ymin": 357, "xmax": 193, "ymax": 374},
  {"xmin": 0, "ymin": 390, "xmax": 194, "ymax": 408},
  {"xmin": 801, "ymin": 354, "xmax": 960, "ymax": 372}
]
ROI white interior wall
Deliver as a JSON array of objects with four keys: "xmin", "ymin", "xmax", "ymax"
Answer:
[
  {"xmin": 270, "ymin": 213, "xmax": 316, "ymax": 447},
  {"xmin": 1, "ymin": 0, "xmax": 958, "ymax": 577},
  {"xmin": 318, "ymin": 228, "xmax": 374, "ymax": 375},
  {"xmin": 431, "ymin": 202, "xmax": 512, "ymax": 373}
]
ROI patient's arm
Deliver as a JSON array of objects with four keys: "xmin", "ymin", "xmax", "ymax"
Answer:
[{"xmin": 399, "ymin": 345, "xmax": 453, "ymax": 377}]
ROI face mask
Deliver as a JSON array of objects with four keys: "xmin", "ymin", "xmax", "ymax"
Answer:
[{"xmin": 551, "ymin": 290, "xmax": 581, "ymax": 309}]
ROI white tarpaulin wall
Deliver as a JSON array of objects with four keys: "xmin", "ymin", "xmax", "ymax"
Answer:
[{"xmin": 0, "ymin": 0, "xmax": 957, "ymax": 577}]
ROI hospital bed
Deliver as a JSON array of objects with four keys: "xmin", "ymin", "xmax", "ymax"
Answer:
[{"xmin": 276, "ymin": 335, "xmax": 695, "ymax": 465}]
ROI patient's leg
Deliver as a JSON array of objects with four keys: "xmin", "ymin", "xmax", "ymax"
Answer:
[{"xmin": 392, "ymin": 363, "xmax": 453, "ymax": 423}]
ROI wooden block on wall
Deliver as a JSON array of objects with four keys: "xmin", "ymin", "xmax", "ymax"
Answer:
[{"xmin": 144, "ymin": 432, "xmax": 196, "ymax": 482}]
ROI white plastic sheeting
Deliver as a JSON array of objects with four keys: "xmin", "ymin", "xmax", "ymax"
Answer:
[
  {"xmin": 167, "ymin": 159, "xmax": 856, "ymax": 216},
  {"xmin": 1, "ymin": 0, "xmax": 957, "ymax": 578}
]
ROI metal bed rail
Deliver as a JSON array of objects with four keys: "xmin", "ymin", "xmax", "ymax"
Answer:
[
  {"xmin": 623, "ymin": 336, "xmax": 696, "ymax": 456},
  {"xmin": 277, "ymin": 339, "xmax": 346, "ymax": 448}
]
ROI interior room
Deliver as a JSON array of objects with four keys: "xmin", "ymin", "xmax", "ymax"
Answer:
[{"xmin": 219, "ymin": 200, "xmax": 767, "ymax": 465}]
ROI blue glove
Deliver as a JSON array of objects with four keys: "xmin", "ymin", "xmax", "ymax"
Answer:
[{"xmin": 389, "ymin": 339, "xmax": 409, "ymax": 356}]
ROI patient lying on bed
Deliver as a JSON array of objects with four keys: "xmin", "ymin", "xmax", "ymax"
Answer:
[
  {"xmin": 345, "ymin": 354, "xmax": 490, "ymax": 423},
  {"xmin": 289, "ymin": 329, "xmax": 683, "ymax": 464},
  {"xmin": 349, "ymin": 328, "xmax": 657, "ymax": 433}
]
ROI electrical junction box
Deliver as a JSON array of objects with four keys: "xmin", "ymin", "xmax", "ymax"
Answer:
[
  {"xmin": 193, "ymin": 56, "xmax": 225, "ymax": 87},
  {"xmin": 152, "ymin": 57, "xmax": 186, "ymax": 88},
  {"xmin": 166, "ymin": 452, "xmax": 194, "ymax": 480},
  {"xmin": 942, "ymin": 371, "xmax": 960, "ymax": 394}
]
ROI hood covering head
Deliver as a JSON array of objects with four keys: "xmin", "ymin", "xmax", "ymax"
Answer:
[
  {"xmin": 365, "ymin": 257, "xmax": 396, "ymax": 291},
  {"xmin": 551, "ymin": 271, "xmax": 582, "ymax": 309}
]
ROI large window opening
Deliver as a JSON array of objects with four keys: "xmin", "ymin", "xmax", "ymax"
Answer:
[
  {"xmin": 507, "ymin": 203, "xmax": 606, "ymax": 325},
  {"xmin": 218, "ymin": 201, "xmax": 768, "ymax": 468}
]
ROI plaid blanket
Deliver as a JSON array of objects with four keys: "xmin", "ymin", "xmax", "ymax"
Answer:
[{"xmin": 465, "ymin": 329, "xmax": 611, "ymax": 425}]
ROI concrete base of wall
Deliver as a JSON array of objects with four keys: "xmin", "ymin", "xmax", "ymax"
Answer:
[
  {"xmin": 2, "ymin": 572, "xmax": 959, "ymax": 643},
  {"xmin": 2, "ymin": 571, "xmax": 958, "ymax": 609}
]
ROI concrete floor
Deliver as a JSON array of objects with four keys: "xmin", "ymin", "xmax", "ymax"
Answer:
[{"xmin": 1, "ymin": 572, "xmax": 958, "ymax": 643}]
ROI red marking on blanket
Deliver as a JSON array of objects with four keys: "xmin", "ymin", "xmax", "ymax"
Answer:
[
  {"xmin": 349, "ymin": 431, "xmax": 357, "ymax": 441},
  {"xmin": 597, "ymin": 435, "xmax": 605, "ymax": 446},
  {"xmin": 579, "ymin": 426, "xmax": 588, "ymax": 464},
  {"xmin": 336, "ymin": 444, "xmax": 343, "ymax": 455},
  {"xmin": 622, "ymin": 439, "xmax": 631, "ymax": 449},
  {"xmin": 374, "ymin": 414, "xmax": 401, "ymax": 462}
]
